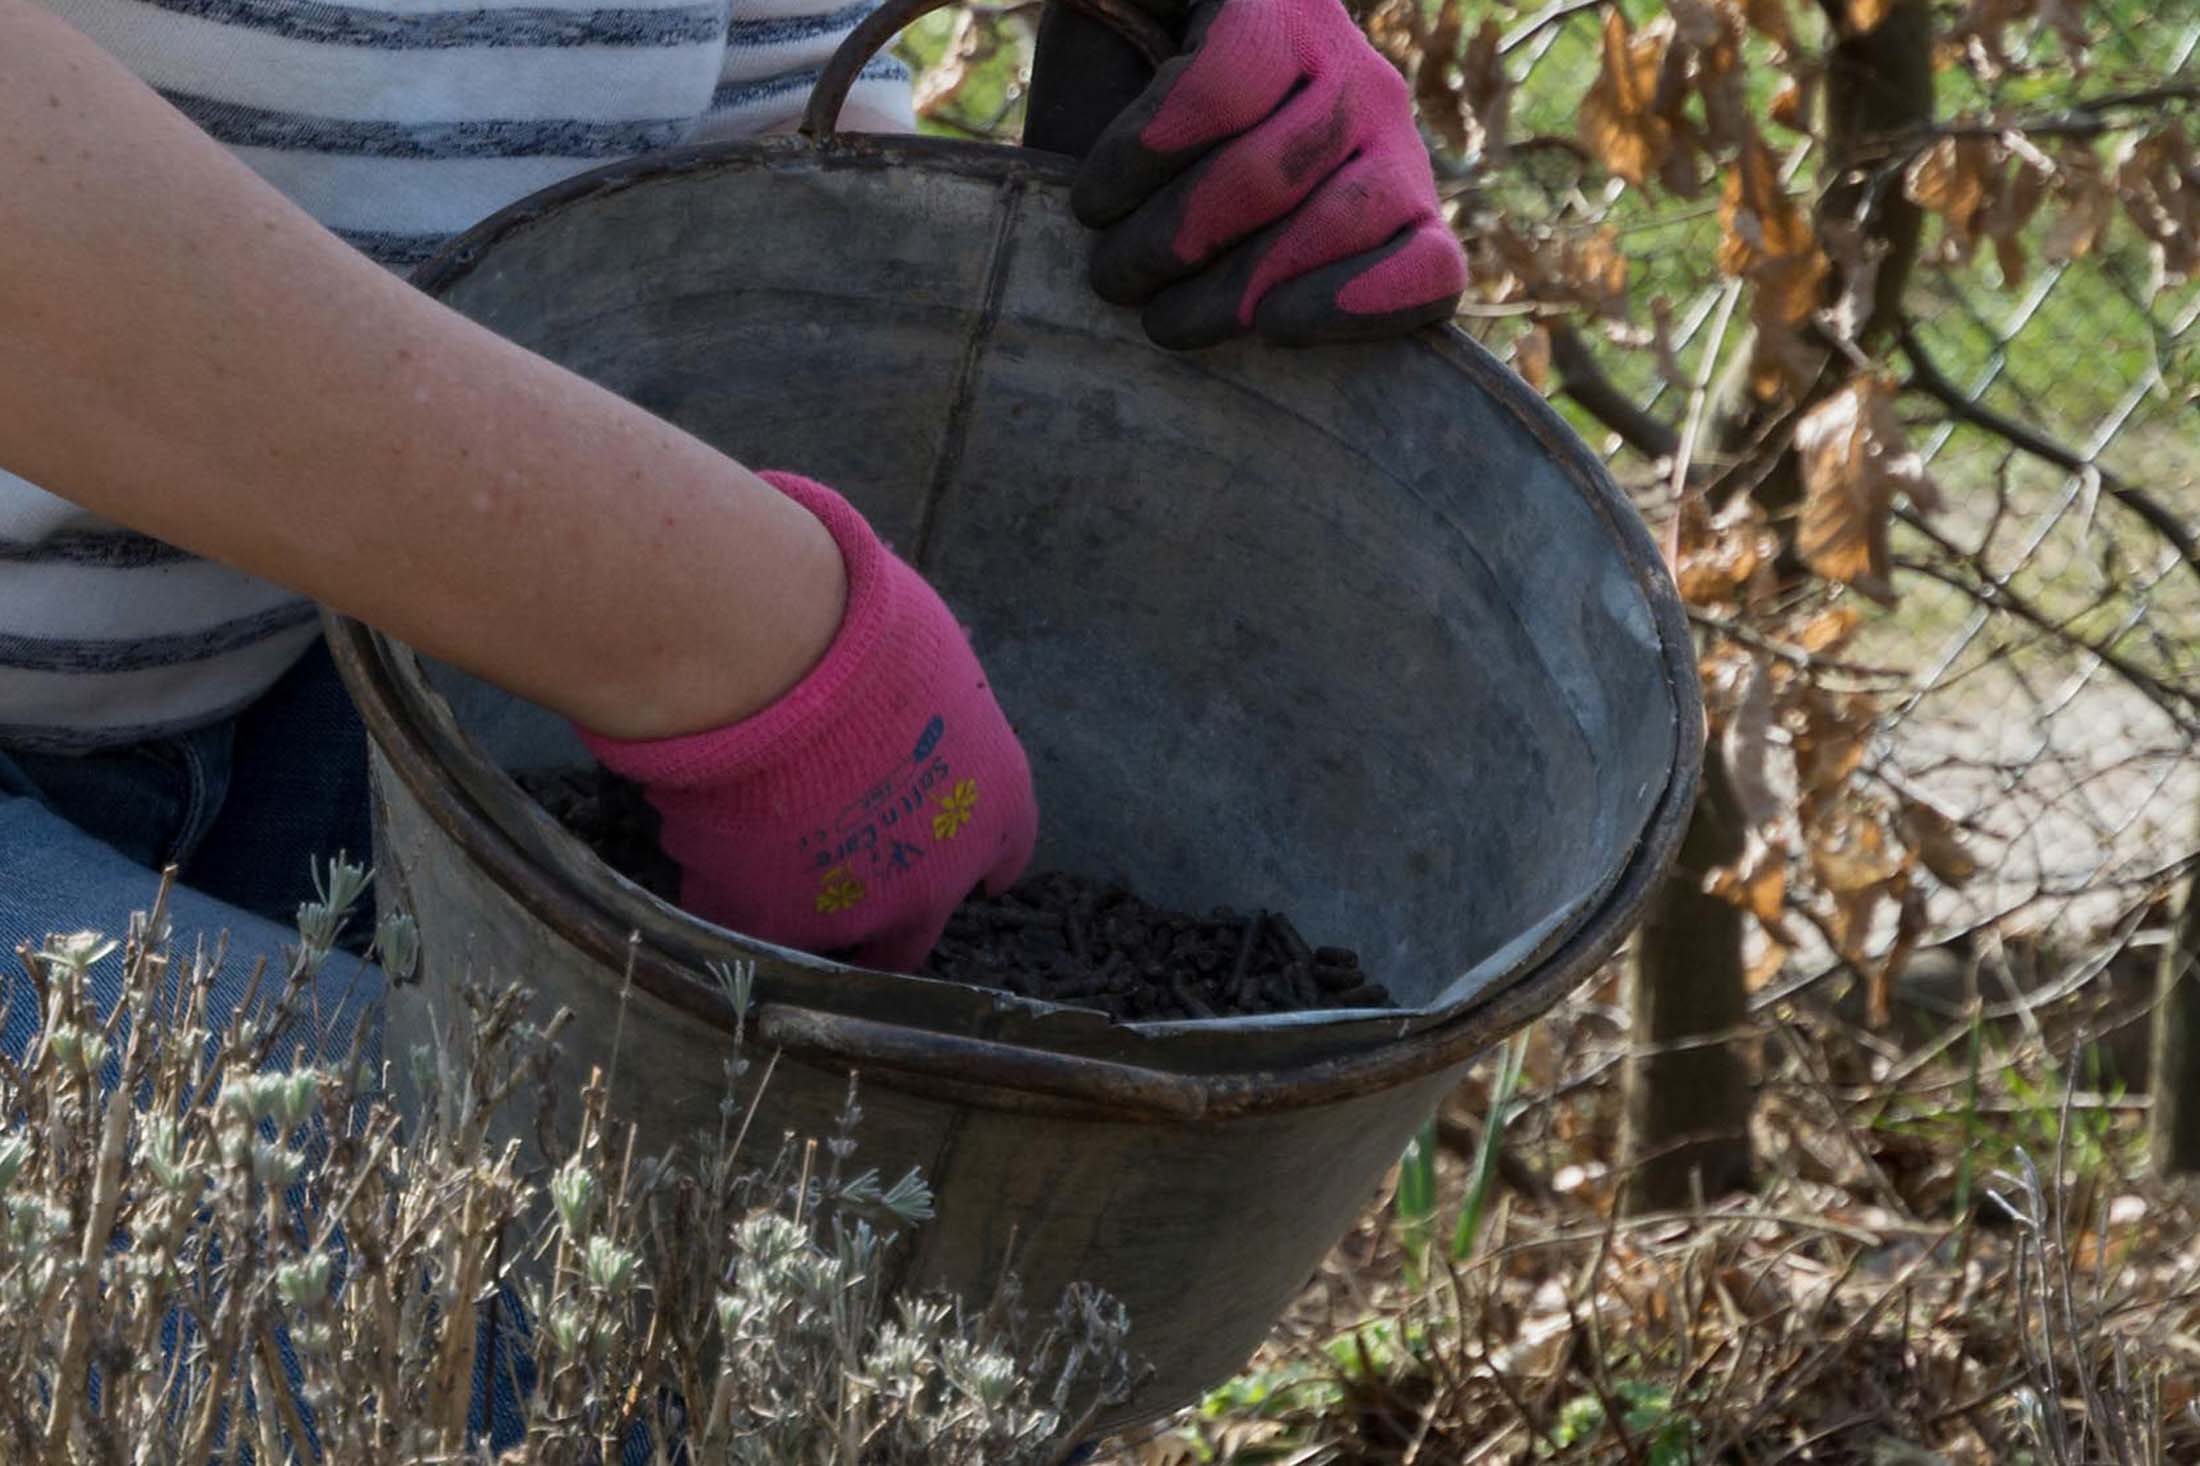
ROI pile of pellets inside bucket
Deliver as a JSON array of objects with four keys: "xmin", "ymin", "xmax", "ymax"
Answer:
[
  {"xmin": 927, "ymin": 871, "xmax": 1390, "ymax": 1020},
  {"xmin": 518, "ymin": 766, "xmax": 1392, "ymax": 1022}
]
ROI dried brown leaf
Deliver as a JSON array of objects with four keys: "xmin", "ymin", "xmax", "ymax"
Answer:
[
  {"xmin": 1796, "ymin": 605, "xmax": 1862, "ymax": 654},
  {"xmin": 1795, "ymin": 414, "xmax": 1883, "ymax": 592},
  {"xmin": 1906, "ymin": 137, "xmax": 2002, "ymax": 262},
  {"xmin": 1794, "ymin": 374, "xmax": 1940, "ymax": 604},
  {"xmin": 1362, "ymin": 0, "xmax": 1418, "ymax": 65},
  {"xmin": 1905, "ymin": 136, "xmax": 1979, "ymax": 217},
  {"xmin": 1459, "ymin": 18, "xmax": 1512, "ymax": 158},
  {"xmin": 1941, "ymin": 0, "xmax": 2030, "ymax": 74},
  {"xmin": 1739, "ymin": 0, "xmax": 1794, "ymax": 47},
  {"xmin": 1721, "ymin": 133, "xmax": 1816, "ymax": 269},
  {"xmin": 1710, "ymin": 829, "xmax": 1794, "ymax": 971},
  {"xmin": 1795, "ymin": 688, "xmax": 1875, "ymax": 816},
  {"xmin": 1846, "ymin": 0, "xmax": 1897, "ymax": 33},
  {"xmin": 1813, "ymin": 815, "xmax": 1898, "ymax": 895},
  {"xmin": 1477, "ymin": 221, "xmax": 1544, "ymax": 304},
  {"xmin": 1723, "ymin": 131, "xmax": 1828, "ymax": 384},
  {"xmin": 2001, "ymin": 151, "xmax": 2052, "ymax": 226},
  {"xmin": 1131, "ymin": 1434, "xmax": 1204, "ymax": 1466},
  {"xmin": 1723, "ymin": 656, "xmax": 1783, "ymax": 828},
  {"xmin": 1722, "ymin": 132, "xmax": 1831, "ymax": 402},
  {"xmin": 1768, "ymin": 74, "xmax": 1812, "ymax": 134},
  {"xmin": 1899, "ymin": 799, "xmax": 1979, "ymax": 888},
  {"xmin": 1982, "ymin": 156, "xmax": 2049, "ymax": 286},
  {"xmin": 1514, "ymin": 324, "xmax": 1552, "ymax": 392},
  {"xmin": 1733, "ymin": 157, "xmax": 1832, "ymax": 397},
  {"xmin": 1750, "ymin": 314, "xmax": 1828, "ymax": 401},
  {"xmin": 1579, "ymin": 9, "xmax": 1676, "ymax": 188},
  {"xmin": 1809, "ymin": 805, "xmax": 1912, "ymax": 993},
  {"xmin": 1674, "ymin": 496, "xmax": 1776, "ymax": 608},
  {"xmin": 1813, "ymin": 811, "xmax": 1902, "ymax": 969},
  {"xmin": 1558, "ymin": 227, "xmax": 1631, "ymax": 318},
  {"xmin": 1757, "ymin": 244, "xmax": 1832, "ymax": 328},
  {"xmin": 1707, "ymin": 850, "xmax": 1788, "ymax": 929},
  {"xmin": 1817, "ymin": 218, "xmax": 1889, "ymax": 349},
  {"xmin": 1871, "ymin": 878, "xmax": 1928, "ymax": 1026},
  {"xmin": 1417, "ymin": 0, "xmax": 1469, "ymax": 154},
  {"xmin": 1743, "ymin": 849, "xmax": 1789, "ymax": 926},
  {"xmin": 2118, "ymin": 128, "xmax": 2200, "ymax": 287},
  {"xmin": 1651, "ymin": 21, "xmax": 1696, "ymax": 119},
  {"xmin": 1668, "ymin": 0, "xmax": 1728, "ymax": 47},
  {"xmin": 2042, "ymin": 146, "xmax": 2113, "ymax": 262}
]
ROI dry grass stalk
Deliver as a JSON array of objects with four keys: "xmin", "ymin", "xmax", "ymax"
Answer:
[
  {"xmin": 0, "ymin": 860, "xmax": 1136, "ymax": 1462},
  {"xmin": 1128, "ymin": 943, "xmax": 2200, "ymax": 1465}
]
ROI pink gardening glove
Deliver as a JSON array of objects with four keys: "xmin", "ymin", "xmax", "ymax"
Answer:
[
  {"xmin": 1070, "ymin": 0, "xmax": 1468, "ymax": 349},
  {"xmin": 578, "ymin": 472, "xmax": 1037, "ymax": 974}
]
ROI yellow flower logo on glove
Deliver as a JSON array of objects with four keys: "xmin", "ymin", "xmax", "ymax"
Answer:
[
  {"xmin": 932, "ymin": 779, "xmax": 979, "ymax": 841},
  {"xmin": 814, "ymin": 865, "xmax": 867, "ymax": 913}
]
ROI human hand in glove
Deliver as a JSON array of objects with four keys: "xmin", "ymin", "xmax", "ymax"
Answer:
[
  {"xmin": 1071, "ymin": 0, "xmax": 1468, "ymax": 349},
  {"xmin": 579, "ymin": 472, "xmax": 1038, "ymax": 974}
]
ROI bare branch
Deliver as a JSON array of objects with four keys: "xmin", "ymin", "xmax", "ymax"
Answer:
[
  {"xmin": 1499, "ymin": 0, "xmax": 1612, "ymax": 57},
  {"xmin": 1548, "ymin": 323, "xmax": 1682, "ymax": 461},
  {"xmin": 1685, "ymin": 607, "xmax": 1908, "ymax": 684},
  {"xmin": 1845, "ymin": 86, "xmax": 2200, "ymax": 167},
  {"xmin": 1893, "ymin": 513, "xmax": 2200, "ymax": 735},
  {"xmin": 1508, "ymin": 133, "xmax": 1596, "ymax": 163},
  {"xmin": 1898, "ymin": 324, "xmax": 2200, "ymax": 593}
]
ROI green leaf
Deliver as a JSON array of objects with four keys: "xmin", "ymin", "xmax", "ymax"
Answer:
[
  {"xmin": 1452, "ymin": 1033, "xmax": 1529, "ymax": 1262},
  {"xmin": 1393, "ymin": 1120, "xmax": 1439, "ymax": 1281}
]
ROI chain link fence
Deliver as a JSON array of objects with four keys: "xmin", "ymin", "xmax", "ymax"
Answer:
[
  {"xmin": 1509, "ymin": 7, "xmax": 2200, "ymax": 957},
  {"xmin": 896, "ymin": 1, "xmax": 2200, "ymax": 970}
]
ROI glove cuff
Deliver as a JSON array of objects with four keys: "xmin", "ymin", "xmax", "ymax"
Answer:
[{"xmin": 578, "ymin": 470, "xmax": 912, "ymax": 790}]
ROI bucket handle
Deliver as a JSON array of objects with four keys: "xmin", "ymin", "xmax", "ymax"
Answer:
[
  {"xmin": 800, "ymin": 0, "xmax": 1173, "ymax": 143},
  {"xmin": 752, "ymin": 1002, "xmax": 1211, "ymax": 1120}
]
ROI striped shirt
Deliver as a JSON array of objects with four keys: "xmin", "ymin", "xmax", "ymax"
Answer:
[{"xmin": 1, "ymin": 0, "xmax": 912, "ymax": 753}]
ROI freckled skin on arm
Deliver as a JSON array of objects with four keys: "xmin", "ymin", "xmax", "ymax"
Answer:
[{"xmin": 0, "ymin": 0, "xmax": 848, "ymax": 740}]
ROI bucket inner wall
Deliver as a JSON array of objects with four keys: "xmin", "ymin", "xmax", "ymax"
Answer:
[{"xmin": 412, "ymin": 140, "xmax": 1680, "ymax": 1017}]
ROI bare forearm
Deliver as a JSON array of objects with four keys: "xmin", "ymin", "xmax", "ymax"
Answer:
[{"xmin": 0, "ymin": 0, "xmax": 843, "ymax": 739}]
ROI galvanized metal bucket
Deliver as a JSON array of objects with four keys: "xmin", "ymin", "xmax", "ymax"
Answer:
[{"xmin": 326, "ymin": 4, "xmax": 1702, "ymax": 1427}]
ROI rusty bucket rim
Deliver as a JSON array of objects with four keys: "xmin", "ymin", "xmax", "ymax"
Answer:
[{"xmin": 327, "ymin": 129, "xmax": 1704, "ymax": 1122}]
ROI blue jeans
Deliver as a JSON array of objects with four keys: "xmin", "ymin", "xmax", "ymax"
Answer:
[
  {"xmin": 0, "ymin": 639, "xmax": 545, "ymax": 1446},
  {"xmin": 0, "ymin": 636, "xmax": 379, "ymax": 980}
]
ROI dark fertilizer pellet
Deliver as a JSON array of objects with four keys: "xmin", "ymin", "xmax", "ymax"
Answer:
[
  {"xmin": 519, "ymin": 766, "xmax": 1392, "ymax": 1022},
  {"xmin": 515, "ymin": 765, "xmax": 683, "ymax": 904},
  {"xmin": 925, "ymin": 871, "xmax": 1392, "ymax": 1022}
]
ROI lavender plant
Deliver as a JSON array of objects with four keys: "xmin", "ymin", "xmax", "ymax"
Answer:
[{"xmin": 0, "ymin": 862, "xmax": 1136, "ymax": 1462}]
